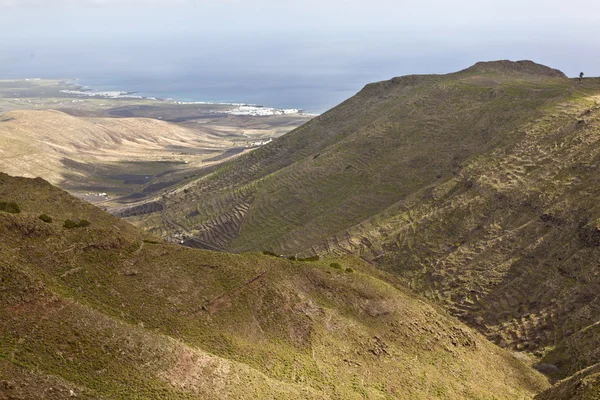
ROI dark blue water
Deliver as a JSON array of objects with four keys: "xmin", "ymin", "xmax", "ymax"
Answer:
[
  {"xmin": 0, "ymin": 37, "xmax": 412, "ymax": 114},
  {"xmin": 78, "ymin": 73, "xmax": 360, "ymax": 114}
]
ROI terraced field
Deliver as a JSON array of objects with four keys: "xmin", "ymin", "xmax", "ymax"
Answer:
[
  {"xmin": 126, "ymin": 61, "xmax": 600, "ymax": 395},
  {"xmin": 308, "ymin": 85, "xmax": 600, "ymax": 365},
  {"xmin": 132, "ymin": 61, "xmax": 576, "ymax": 251}
]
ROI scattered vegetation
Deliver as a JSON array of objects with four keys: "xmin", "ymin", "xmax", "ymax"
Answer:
[{"xmin": 0, "ymin": 173, "xmax": 548, "ymax": 399}]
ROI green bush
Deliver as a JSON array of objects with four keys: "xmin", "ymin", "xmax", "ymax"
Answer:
[
  {"xmin": 0, "ymin": 201, "xmax": 21, "ymax": 214},
  {"xmin": 298, "ymin": 255, "xmax": 320, "ymax": 262},
  {"xmin": 345, "ymin": 268, "xmax": 355, "ymax": 273},
  {"xmin": 262, "ymin": 250, "xmax": 278, "ymax": 257},
  {"xmin": 330, "ymin": 262, "xmax": 342, "ymax": 269},
  {"xmin": 287, "ymin": 255, "xmax": 297, "ymax": 261},
  {"xmin": 63, "ymin": 219, "xmax": 91, "ymax": 229},
  {"xmin": 38, "ymin": 214, "xmax": 53, "ymax": 223},
  {"xmin": 63, "ymin": 219, "xmax": 78, "ymax": 229}
]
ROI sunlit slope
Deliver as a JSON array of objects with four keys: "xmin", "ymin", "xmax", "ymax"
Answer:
[
  {"xmin": 136, "ymin": 61, "xmax": 578, "ymax": 254},
  {"xmin": 0, "ymin": 173, "xmax": 547, "ymax": 399},
  {"xmin": 0, "ymin": 109, "xmax": 224, "ymax": 184}
]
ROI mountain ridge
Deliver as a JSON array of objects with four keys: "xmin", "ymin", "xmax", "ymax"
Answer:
[
  {"xmin": 460, "ymin": 60, "xmax": 567, "ymax": 78},
  {"xmin": 130, "ymin": 60, "xmax": 581, "ymax": 251},
  {"xmin": 116, "ymin": 60, "xmax": 600, "ymax": 397}
]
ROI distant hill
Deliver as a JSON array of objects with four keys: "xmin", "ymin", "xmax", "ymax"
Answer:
[
  {"xmin": 0, "ymin": 173, "xmax": 547, "ymax": 399},
  {"xmin": 125, "ymin": 60, "xmax": 600, "ymax": 396},
  {"xmin": 0, "ymin": 109, "xmax": 224, "ymax": 184}
]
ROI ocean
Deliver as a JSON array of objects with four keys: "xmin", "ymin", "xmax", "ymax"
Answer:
[
  {"xmin": 0, "ymin": 37, "xmax": 413, "ymax": 114},
  {"xmin": 76, "ymin": 73, "xmax": 361, "ymax": 114}
]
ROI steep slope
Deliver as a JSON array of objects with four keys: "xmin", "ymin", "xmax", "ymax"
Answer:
[
  {"xmin": 309, "ymin": 77, "xmax": 600, "ymax": 377},
  {"xmin": 536, "ymin": 364, "xmax": 600, "ymax": 400},
  {"xmin": 121, "ymin": 60, "xmax": 600, "ymax": 397},
  {"xmin": 0, "ymin": 173, "xmax": 547, "ymax": 399},
  {"xmin": 130, "ymin": 60, "xmax": 577, "ymax": 253}
]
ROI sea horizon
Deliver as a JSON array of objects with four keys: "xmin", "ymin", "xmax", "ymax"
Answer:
[{"xmin": 70, "ymin": 74, "xmax": 360, "ymax": 114}]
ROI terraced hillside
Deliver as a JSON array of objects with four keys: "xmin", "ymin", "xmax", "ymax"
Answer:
[
  {"xmin": 130, "ymin": 61, "xmax": 578, "ymax": 253},
  {"xmin": 123, "ymin": 61, "xmax": 600, "ymax": 396},
  {"xmin": 0, "ymin": 173, "xmax": 548, "ymax": 399},
  {"xmin": 305, "ymin": 75, "xmax": 600, "ymax": 382}
]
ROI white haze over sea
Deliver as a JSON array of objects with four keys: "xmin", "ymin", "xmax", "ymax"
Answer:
[{"xmin": 1, "ymin": 0, "xmax": 599, "ymax": 113}]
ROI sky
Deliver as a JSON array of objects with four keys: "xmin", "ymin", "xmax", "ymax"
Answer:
[{"xmin": 1, "ymin": 0, "xmax": 599, "ymax": 110}]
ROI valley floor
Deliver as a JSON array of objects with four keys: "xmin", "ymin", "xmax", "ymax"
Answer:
[{"xmin": 0, "ymin": 78, "xmax": 314, "ymax": 214}]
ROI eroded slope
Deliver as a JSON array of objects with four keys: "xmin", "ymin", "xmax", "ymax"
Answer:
[
  {"xmin": 0, "ymin": 173, "xmax": 547, "ymax": 399},
  {"xmin": 311, "ymin": 77, "xmax": 600, "ymax": 387}
]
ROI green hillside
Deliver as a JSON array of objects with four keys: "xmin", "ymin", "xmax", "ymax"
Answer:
[
  {"xmin": 0, "ymin": 173, "xmax": 547, "ymax": 399},
  {"xmin": 129, "ymin": 60, "xmax": 577, "ymax": 253},
  {"xmin": 121, "ymin": 60, "xmax": 600, "ymax": 397},
  {"xmin": 308, "ymin": 73, "xmax": 600, "ymax": 386}
]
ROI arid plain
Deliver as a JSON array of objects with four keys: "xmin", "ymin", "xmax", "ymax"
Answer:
[{"xmin": 0, "ymin": 79, "xmax": 314, "ymax": 207}]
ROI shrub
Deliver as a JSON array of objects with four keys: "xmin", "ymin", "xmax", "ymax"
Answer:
[
  {"xmin": 287, "ymin": 255, "xmax": 297, "ymax": 261},
  {"xmin": 63, "ymin": 219, "xmax": 91, "ymax": 229},
  {"xmin": 262, "ymin": 250, "xmax": 278, "ymax": 257},
  {"xmin": 63, "ymin": 219, "xmax": 78, "ymax": 229},
  {"xmin": 38, "ymin": 214, "xmax": 53, "ymax": 223},
  {"xmin": 345, "ymin": 268, "xmax": 354, "ymax": 273},
  {"xmin": 330, "ymin": 262, "xmax": 342, "ymax": 269},
  {"xmin": 298, "ymin": 255, "xmax": 320, "ymax": 262},
  {"xmin": 0, "ymin": 201, "xmax": 21, "ymax": 214}
]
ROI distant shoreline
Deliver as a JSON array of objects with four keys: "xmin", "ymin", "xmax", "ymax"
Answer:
[{"xmin": 62, "ymin": 78, "xmax": 320, "ymax": 117}]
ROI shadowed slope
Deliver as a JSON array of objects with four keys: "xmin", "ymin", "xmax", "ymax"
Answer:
[
  {"xmin": 309, "ymin": 78, "xmax": 600, "ymax": 391},
  {"xmin": 536, "ymin": 364, "xmax": 600, "ymax": 400}
]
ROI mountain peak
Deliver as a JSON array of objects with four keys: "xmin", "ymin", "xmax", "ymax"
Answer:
[{"xmin": 462, "ymin": 60, "xmax": 567, "ymax": 78}]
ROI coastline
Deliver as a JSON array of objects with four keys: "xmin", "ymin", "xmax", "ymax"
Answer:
[{"xmin": 64, "ymin": 78, "xmax": 320, "ymax": 117}]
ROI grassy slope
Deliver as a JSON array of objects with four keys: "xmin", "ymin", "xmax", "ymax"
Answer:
[
  {"xmin": 0, "ymin": 173, "xmax": 547, "ymax": 399},
  {"xmin": 133, "ymin": 61, "xmax": 577, "ymax": 253},
  {"xmin": 309, "ymin": 79, "xmax": 600, "ymax": 393},
  {"xmin": 126, "ymin": 61, "xmax": 600, "ymax": 397}
]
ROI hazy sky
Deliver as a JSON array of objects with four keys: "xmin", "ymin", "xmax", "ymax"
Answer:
[{"xmin": 1, "ymin": 0, "xmax": 599, "ymax": 110}]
